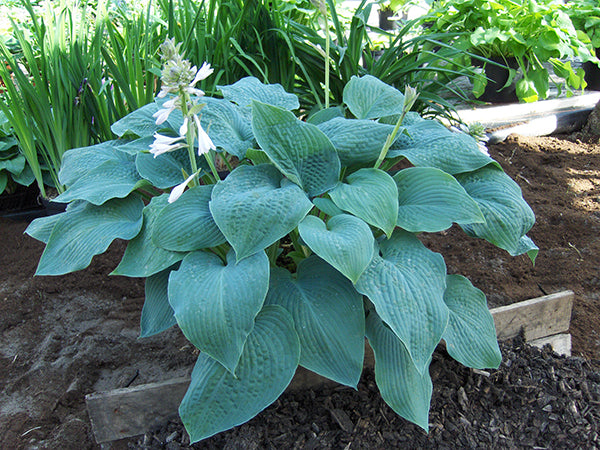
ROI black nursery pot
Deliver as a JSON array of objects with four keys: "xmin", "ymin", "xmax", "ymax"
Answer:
[
  {"xmin": 475, "ymin": 56, "xmax": 519, "ymax": 104},
  {"xmin": 583, "ymin": 48, "xmax": 600, "ymax": 91}
]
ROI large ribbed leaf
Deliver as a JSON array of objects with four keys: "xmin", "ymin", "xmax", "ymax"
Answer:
[
  {"xmin": 209, "ymin": 164, "xmax": 313, "ymax": 261},
  {"xmin": 251, "ymin": 101, "xmax": 340, "ymax": 197},
  {"xmin": 355, "ymin": 230, "xmax": 449, "ymax": 373},
  {"xmin": 329, "ymin": 168, "xmax": 398, "ymax": 238},
  {"xmin": 312, "ymin": 197, "xmax": 344, "ymax": 217},
  {"xmin": 168, "ymin": 249, "xmax": 269, "ymax": 374},
  {"xmin": 317, "ymin": 117, "xmax": 396, "ymax": 166},
  {"xmin": 140, "ymin": 264, "xmax": 179, "ymax": 338},
  {"xmin": 298, "ymin": 214, "xmax": 374, "ymax": 283},
  {"xmin": 135, "ymin": 145, "xmax": 203, "ymax": 189},
  {"xmin": 389, "ymin": 123, "xmax": 495, "ymax": 175},
  {"xmin": 153, "ymin": 185, "xmax": 226, "ymax": 252},
  {"xmin": 57, "ymin": 140, "xmax": 127, "ymax": 186},
  {"xmin": 33, "ymin": 196, "xmax": 144, "ymax": 275},
  {"xmin": 343, "ymin": 75, "xmax": 405, "ymax": 120},
  {"xmin": 180, "ymin": 305, "xmax": 299, "ymax": 443},
  {"xmin": 60, "ymin": 142, "xmax": 135, "ymax": 186},
  {"xmin": 442, "ymin": 275, "xmax": 502, "ymax": 369},
  {"xmin": 25, "ymin": 212, "xmax": 63, "ymax": 244},
  {"xmin": 111, "ymin": 102, "xmax": 161, "ymax": 137},
  {"xmin": 219, "ymin": 77, "xmax": 299, "ymax": 118},
  {"xmin": 265, "ymin": 257, "xmax": 364, "ymax": 387},
  {"xmin": 366, "ymin": 310, "xmax": 432, "ymax": 431},
  {"xmin": 112, "ymin": 194, "xmax": 185, "ymax": 277},
  {"xmin": 394, "ymin": 167, "xmax": 484, "ymax": 233},
  {"xmin": 55, "ymin": 152, "xmax": 144, "ymax": 205},
  {"xmin": 456, "ymin": 166, "xmax": 536, "ymax": 259},
  {"xmin": 200, "ymin": 97, "xmax": 254, "ymax": 158}
]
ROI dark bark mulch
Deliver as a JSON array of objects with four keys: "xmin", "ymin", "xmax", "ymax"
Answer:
[{"xmin": 125, "ymin": 337, "xmax": 600, "ymax": 449}]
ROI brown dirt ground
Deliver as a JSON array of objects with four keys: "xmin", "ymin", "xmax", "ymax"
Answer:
[{"xmin": 1, "ymin": 114, "xmax": 600, "ymax": 448}]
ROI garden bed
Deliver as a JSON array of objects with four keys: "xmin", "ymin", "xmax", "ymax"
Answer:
[{"xmin": 1, "ymin": 117, "xmax": 600, "ymax": 447}]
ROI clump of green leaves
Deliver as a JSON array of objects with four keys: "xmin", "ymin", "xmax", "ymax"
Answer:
[
  {"xmin": 419, "ymin": 0, "xmax": 598, "ymax": 102},
  {"xmin": 26, "ymin": 45, "xmax": 536, "ymax": 442}
]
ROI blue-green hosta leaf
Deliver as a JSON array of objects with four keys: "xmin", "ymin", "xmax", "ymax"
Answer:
[
  {"xmin": 152, "ymin": 185, "xmax": 226, "ymax": 252},
  {"xmin": 343, "ymin": 75, "xmax": 405, "ymax": 120},
  {"xmin": 54, "ymin": 154, "xmax": 144, "ymax": 206},
  {"xmin": 442, "ymin": 274, "xmax": 501, "ymax": 369},
  {"xmin": 0, "ymin": 171, "xmax": 6, "ymax": 192},
  {"xmin": 306, "ymin": 106, "xmax": 344, "ymax": 125},
  {"xmin": 312, "ymin": 197, "xmax": 344, "ymax": 217},
  {"xmin": 514, "ymin": 235, "xmax": 539, "ymax": 263},
  {"xmin": 388, "ymin": 118, "xmax": 449, "ymax": 151},
  {"xmin": 355, "ymin": 230, "xmax": 449, "ymax": 373},
  {"xmin": 140, "ymin": 264, "xmax": 179, "ymax": 338},
  {"xmin": 394, "ymin": 167, "xmax": 484, "ymax": 233},
  {"xmin": 251, "ymin": 101, "xmax": 340, "ymax": 196},
  {"xmin": 218, "ymin": 77, "xmax": 299, "ymax": 118},
  {"xmin": 111, "ymin": 102, "xmax": 161, "ymax": 137},
  {"xmin": 25, "ymin": 213, "xmax": 64, "ymax": 244},
  {"xmin": 298, "ymin": 214, "xmax": 374, "ymax": 283},
  {"xmin": 389, "ymin": 124, "xmax": 496, "ymax": 175},
  {"xmin": 112, "ymin": 194, "xmax": 185, "ymax": 277},
  {"xmin": 209, "ymin": 164, "xmax": 313, "ymax": 261},
  {"xmin": 180, "ymin": 305, "xmax": 300, "ymax": 443},
  {"xmin": 0, "ymin": 153, "xmax": 25, "ymax": 175},
  {"xmin": 317, "ymin": 117, "xmax": 397, "ymax": 166},
  {"xmin": 168, "ymin": 249, "xmax": 270, "ymax": 374},
  {"xmin": 456, "ymin": 166, "xmax": 536, "ymax": 258},
  {"xmin": 366, "ymin": 310, "xmax": 432, "ymax": 431},
  {"xmin": 12, "ymin": 164, "xmax": 35, "ymax": 186},
  {"xmin": 265, "ymin": 257, "xmax": 364, "ymax": 387},
  {"xmin": 33, "ymin": 196, "xmax": 144, "ymax": 275},
  {"xmin": 200, "ymin": 97, "xmax": 254, "ymax": 158},
  {"xmin": 58, "ymin": 140, "xmax": 131, "ymax": 186},
  {"xmin": 135, "ymin": 146, "xmax": 204, "ymax": 189},
  {"xmin": 329, "ymin": 168, "xmax": 398, "ymax": 238}
]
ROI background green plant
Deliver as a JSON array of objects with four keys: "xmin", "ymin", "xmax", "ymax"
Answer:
[
  {"xmin": 564, "ymin": 0, "xmax": 600, "ymax": 49},
  {"xmin": 0, "ymin": 0, "xmax": 489, "ymax": 200},
  {"xmin": 418, "ymin": 0, "xmax": 598, "ymax": 102}
]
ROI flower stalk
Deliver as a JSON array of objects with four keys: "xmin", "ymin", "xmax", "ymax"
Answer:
[
  {"xmin": 374, "ymin": 85, "xmax": 419, "ymax": 169},
  {"xmin": 151, "ymin": 38, "xmax": 217, "ymax": 199}
]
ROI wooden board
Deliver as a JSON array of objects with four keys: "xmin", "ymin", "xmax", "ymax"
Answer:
[
  {"xmin": 86, "ymin": 290, "xmax": 574, "ymax": 443},
  {"xmin": 489, "ymin": 290, "xmax": 573, "ymax": 341},
  {"xmin": 529, "ymin": 333, "xmax": 572, "ymax": 357}
]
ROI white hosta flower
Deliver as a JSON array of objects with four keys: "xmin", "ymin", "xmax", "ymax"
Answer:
[
  {"xmin": 153, "ymin": 98, "xmax": 178, "ymax": 125},
  {"xmin": 149, "ymin": 133, "xmax": 187, "ymax": 157},
  {"xmin": 168, "ymin": 171, "xmax": 197, "ymax": 203},
  {"xmin": 192, "ymin": 62, "xmax": 214, "ymax": 86},
  {"xmin": 179, "ymin": 116, "xmax": 189, "ymax": 136},
  {"xmin": 193, "ymin": 114, "xmax": 216, "ymax": 155}
]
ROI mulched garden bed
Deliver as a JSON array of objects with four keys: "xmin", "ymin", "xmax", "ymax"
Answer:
[
  {"xmin": 125, "ymin": 337, "xmax": 599, "ymax": 449},
  {"xmin": 3, "ymin": 105, "xmax": 600, "ymax": 448}
]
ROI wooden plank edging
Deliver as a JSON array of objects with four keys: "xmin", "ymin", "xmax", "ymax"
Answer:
[{"xmin": 86, "ymin": 290, "xmax": 574, "ymax": 443}]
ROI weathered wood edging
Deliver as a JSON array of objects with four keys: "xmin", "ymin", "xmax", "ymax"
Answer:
[{"xmin": 86, "ymin": 290, "xmax": 574, "ymax": 443}]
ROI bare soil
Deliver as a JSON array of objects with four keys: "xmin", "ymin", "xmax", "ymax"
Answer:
[{"xmin": 1, "ymin": 114, "xmax": 600, "ymax": 448}]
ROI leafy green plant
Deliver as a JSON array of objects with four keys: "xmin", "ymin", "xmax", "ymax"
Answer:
[
  {"xmin": 0, "ymin": 111, "xmax": 34, "ymax": 194},
  {"xmin": 419, "ymin": 0, "xmax": 598, "ymax": 102},
  {"xmin": 563, "ymin": 0, "xmax": 600, "ymax": 49},
  {"xmin": 26, "ymin": 42, "xmax": 537, "ymax": 443},
  {"xmin": 0, "ymin": 0, "xmax": 115, "ymax": 198},
  {"xmin": 287, "ymin": 0, "xmax": 484, "ymax": 116}
]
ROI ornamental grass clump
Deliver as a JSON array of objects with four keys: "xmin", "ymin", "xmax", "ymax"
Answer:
[{"xmin": 27, "ymin": 42, "xmax": 537, "ymax": 443}]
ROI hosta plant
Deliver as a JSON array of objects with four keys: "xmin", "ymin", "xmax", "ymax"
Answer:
[{"xmin": 26, "ymin": 40, "xmax": 537, "ymax": 442}]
